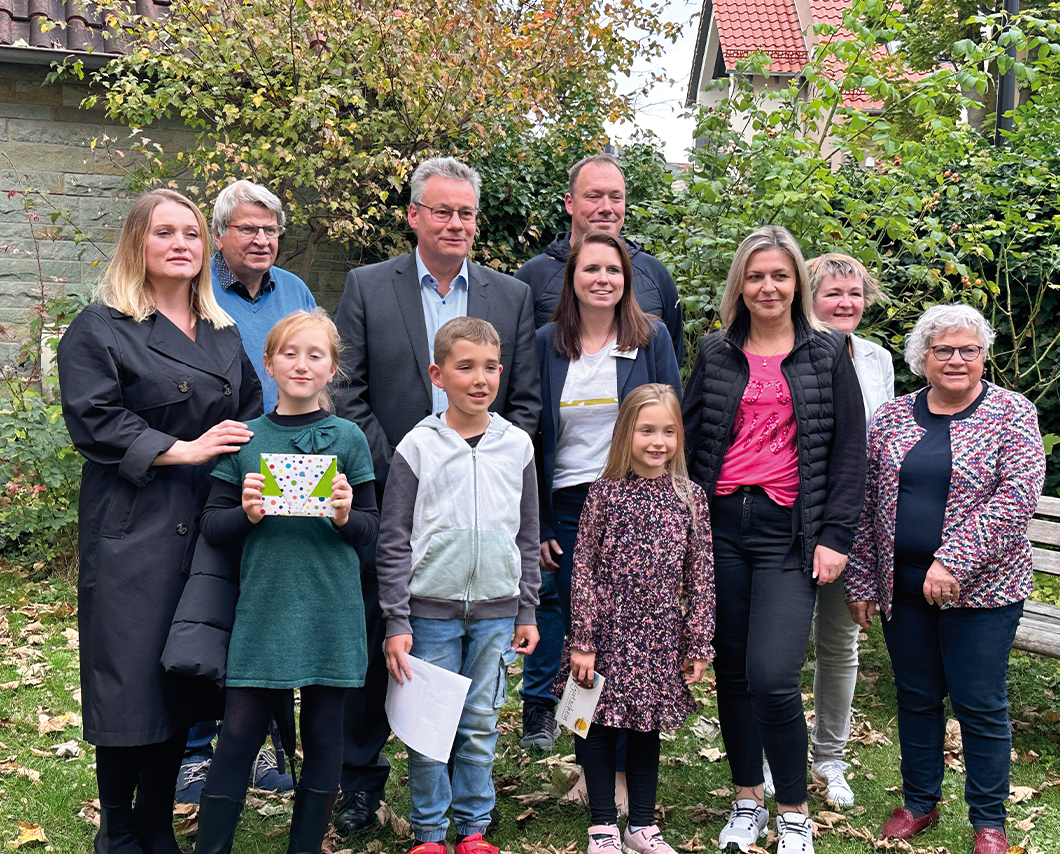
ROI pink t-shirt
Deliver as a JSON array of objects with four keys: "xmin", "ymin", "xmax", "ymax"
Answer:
[{"xmin": 714, "ymin": 353, "xmax": 799, "ymax": 507}]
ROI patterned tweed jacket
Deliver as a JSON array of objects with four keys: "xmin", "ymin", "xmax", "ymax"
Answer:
[{"xmin": 846, "ymin": 382, "xmax": 1045, "ymax": 617}]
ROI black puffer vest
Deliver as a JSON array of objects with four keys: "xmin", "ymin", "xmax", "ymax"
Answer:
[{"xmin": 682, "ymin": 310, "xmax": 866, "ymax": 569}]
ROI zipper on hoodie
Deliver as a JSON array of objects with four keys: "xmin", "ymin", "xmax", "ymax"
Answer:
[{"xmin": 463, "ymin": 444, "xmax": 479, "ymax": 621}]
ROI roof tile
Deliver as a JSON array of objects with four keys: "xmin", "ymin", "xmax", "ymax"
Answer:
[
  {"xmin": 713, "ymin": 0, "xmax": 809, "ymax": 73},
  {"xmin": 0, "ymin": 0, "xmax": 169, "ymax": 53}
]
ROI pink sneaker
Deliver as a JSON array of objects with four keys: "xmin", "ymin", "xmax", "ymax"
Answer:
[
  {"xmin": 622, "ymin": 825, "xmax": 677, "ymax": 854},
  {"xmin": 587, "ymin": 824, "xmax": 622, "ymax": 854}
]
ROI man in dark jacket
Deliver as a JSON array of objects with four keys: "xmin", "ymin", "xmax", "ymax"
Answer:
[
  {"xmin": 513, "ymin": 153, "xmax": 684, "ymax": 753},
  {"xmin": 514, "ymin": 153, "xmax": 683, "ymax": 366}
]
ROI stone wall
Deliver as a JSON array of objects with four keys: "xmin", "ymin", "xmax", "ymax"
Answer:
[{"xmin": 0, "ymin": 60, "xmax": 356, "ymax": 367}]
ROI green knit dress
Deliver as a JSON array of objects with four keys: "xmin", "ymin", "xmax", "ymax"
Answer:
[{"xmin": 211, "ymin": 414, "xmax": 374, "ymax": 688}]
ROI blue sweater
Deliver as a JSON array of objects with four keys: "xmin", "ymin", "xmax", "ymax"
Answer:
[{"xmin": 211, "ymin": 258, "xmax": 317, "ymax": 413}]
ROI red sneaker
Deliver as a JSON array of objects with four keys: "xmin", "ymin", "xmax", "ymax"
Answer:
[
  {"xmin": 455, "ymin": 833, "xmax": 499, "ymax": 854},
  {"xmin": 408, "ymin": 842, "xmax": 448, "ymax": 854}
]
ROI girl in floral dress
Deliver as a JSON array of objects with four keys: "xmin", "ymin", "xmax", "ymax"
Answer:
[{"xmin": 555, "ymin": 383, "xmax": 715, "ymax": 854}]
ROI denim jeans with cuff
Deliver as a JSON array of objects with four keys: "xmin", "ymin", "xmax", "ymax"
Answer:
[{"xmin": 406, "ymin": 616, "xmax": 516, "ymax": 842}]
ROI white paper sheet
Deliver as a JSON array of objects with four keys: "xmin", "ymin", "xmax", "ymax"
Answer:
[
  {"xmin": 385, "ymin": 655, "xmax": 473, "ymax": 763},
  {"xmin": 555, "ymin": 672, "xmax": 606, "ymax": 739}
]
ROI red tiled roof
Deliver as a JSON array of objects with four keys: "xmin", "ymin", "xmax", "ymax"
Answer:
[
  {"xmin": 0, "ymin": 0, "xmax": 168, "ymax": 54},
  {"xmin": 713, "ymin": 0, "xmax": 808, "ymax": 74}
]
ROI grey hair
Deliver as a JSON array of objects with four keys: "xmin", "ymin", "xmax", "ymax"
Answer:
[
  {"xmin": 409, "ymin": 157, "xmax": 482, "ymax": 207},
  {"xmin": 806, "ymin": 253, "xmax": 885, "ymax": 306},
  {"xmin": 904, "ymin": 304, "xmax": 996, "ymax": 377},
  {"xmin": 567, "ymin": 154, "xmax": 624, "ymax": 196},
  {"xmin": 212, "ymin": 180, "xmax": 286, "ymax": 236},
  {"xmin": 719, "ymin": 226, "xmax": 825, "ymax": 332}
]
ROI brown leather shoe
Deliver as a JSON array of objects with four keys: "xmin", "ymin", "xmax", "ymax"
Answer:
[
  {"xmin": 879, "ymin": 807, "xmax": 939, "ymax": 839},
  {"xmin": 973, "ymin": 827, "xmax": 1009, "ymax": 854}
]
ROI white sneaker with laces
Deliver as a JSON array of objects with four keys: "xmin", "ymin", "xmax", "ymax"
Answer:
[
  {"xmin": 775, "ymin": 813, "xmax": 814, "ymax": 854},
  {"xmin": 717, "ymin": 800, "xmax": 768, "ymax": 852},
  {"xmin": 811, "ymin": 759, "xmax": 854, "ymax": 808}
]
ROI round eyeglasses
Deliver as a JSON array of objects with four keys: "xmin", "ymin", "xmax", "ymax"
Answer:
[{"xmin": 929, "ymin": 345, "xmax": 984, "ymax": 362}]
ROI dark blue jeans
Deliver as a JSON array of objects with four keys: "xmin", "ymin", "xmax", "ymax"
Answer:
[
  {"xmin": 882, "ymin": 569, "xmax": 1023, "ymax": 829},
  {"xmin": 711, "ymin": 488, "xmax": 818, "ymax": 807},
  {"xmin": 520, "ymin": 485, "xmax": 589, "ymax": 708}
]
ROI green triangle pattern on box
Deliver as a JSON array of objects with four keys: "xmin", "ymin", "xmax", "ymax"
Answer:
[
  {"xmin": 260, "ymin": 456, "xmax": 284, "ymax": 496},
  {"xmin": 310, "ymin": 458, "xmax": 338, "ymax": 498}
]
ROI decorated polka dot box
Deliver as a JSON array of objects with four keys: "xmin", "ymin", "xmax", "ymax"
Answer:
[{"xmin": 260, "ymin": 454, "xmax": 338, "ymax": 517}]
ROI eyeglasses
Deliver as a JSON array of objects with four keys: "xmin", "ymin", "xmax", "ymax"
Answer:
[
  {"xmin": 414, "ymin": 202, "xmax": 477, "ymax": 224},
  {"xmin": 230, "ymin": 224, "xmax": 284, "ymax": 238},
  {"xmin": 929, "ymin": 344, "xmax": 984, "ymax": 362}
]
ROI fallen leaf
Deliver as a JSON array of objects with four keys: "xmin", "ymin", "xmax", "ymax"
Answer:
[
  {"xmin": 708, "ymin": 787, "xmax": 732, "ymax": 798},
  {"xmin": 37, "ymin": 712, "xmax": 81, "ymax": 734},
  {"xmin": 516, "ymin": 808, "xmax": 536, "ymax": 822},
  {"xmin": 1008, "ymin": 786, "xmax": 1039, "ymax": 804},
  {"xmin": 513, "ymin": 791, "xmax": 551, "ymax": 805},
  {"xmin": 0, "ymin": 683, "xmax": 18, "ymax": 691},
  {"xmin": 677, "ymin": 832, "xmax": 705, "ymax": 851},
  {"xmin": 172, "ymin": 803, "xmax": 195, "ymax": 816},
  {"xmin": 5, "ymin": 822, "xmax": 46, "ymax": 848},
  {"xmin": 690, "ymin": 717, "xmax": 720, "ymax": 740},
  {"xmin": 697, "ymin": 747, "xmax": 724, "ymax": 762}
]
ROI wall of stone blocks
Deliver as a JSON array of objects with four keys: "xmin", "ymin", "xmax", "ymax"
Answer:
[{"xmin": 0, "ymin": 60, "xmax": 357, "ymax": 367}]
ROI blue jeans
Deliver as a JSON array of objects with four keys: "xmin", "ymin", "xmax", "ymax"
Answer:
[
  {"xmin": 520, "ymin": 485, "xmax": 588, "ymax": 708},
  {"xmin": 882, "ymin": 569, "xmax": 1023, "ymax": 829},
  {"xmin": 185, "ymin": 720, "xmax": 219, "ymax": 759},
  {"xmin": 407, "ymin": 616, "xmax": 515, "ymax": 842},
  {"xmin": 711, "ymin": 488, "xmax": 818, "ymax": 807}
]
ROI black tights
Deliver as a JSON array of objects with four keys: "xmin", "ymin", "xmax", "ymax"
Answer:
[
  {"xmin": 204, "ymin": 686, "xmax": 344, "ymax": 801},
  {"xmin": 95, "ymin": 733, "xmax": 187, "ymax": 854},
  {"xmin": 581, "ymin": 725, "xmax": 660, "ymax": 826}
]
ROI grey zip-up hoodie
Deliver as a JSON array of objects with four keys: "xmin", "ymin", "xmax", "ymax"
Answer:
[{"xmin": 377, "ymin": 413, "xmax": 541, "ymax": 638}]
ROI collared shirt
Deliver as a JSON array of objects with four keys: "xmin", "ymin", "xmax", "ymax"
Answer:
[
  {"xmin": 415, "ymin": 248, "xmax": 470, "ymax": 414},
  {"xmin": 213, "ymin": 252, "xmax": 275, "ymax": 303}
]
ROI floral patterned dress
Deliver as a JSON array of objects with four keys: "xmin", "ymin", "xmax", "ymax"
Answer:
[{"xmin": 552, "ymin": 472, "xmax": 716, "ymax": 731}]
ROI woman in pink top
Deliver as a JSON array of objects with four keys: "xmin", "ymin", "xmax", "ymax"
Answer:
[{"xmin": 681, "ymin": 227, "xmax": 866, "ymax": 854}]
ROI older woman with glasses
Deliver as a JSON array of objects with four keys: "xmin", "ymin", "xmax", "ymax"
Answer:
[{"xmin": 845, "ymin": 304, "xmax": 1045, "ymax": 854}]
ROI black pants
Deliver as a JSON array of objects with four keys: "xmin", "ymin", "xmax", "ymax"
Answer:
[
  {"xmin": 340, "ymin": 536, "xmax": 392, "ymax": 794},
  {"xmin": 204, "ymin": 686, "xmax": 344, "ymax": 801},
  {"xmin": 581, "ymin": 725, "xmax": 660, "ymax": 826},
  {"xmin": 711, "ymin": 488, "xmax": 818, "ymax": 807}
]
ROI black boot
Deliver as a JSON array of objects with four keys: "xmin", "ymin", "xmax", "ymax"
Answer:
[
  {"xmin": 95, "ymin": 804, "xmax": 144, "ymax": 854},
  {"xmin": 133, "ymin": 788, "xmax": 182, "ymax": 854},
  {"xmin": 286, "ymin": 787, "xmax": 336, "ymax": 854},
  {"xmin": 192, "ymin": 794, "xmax": 243, "ymax": 854}
]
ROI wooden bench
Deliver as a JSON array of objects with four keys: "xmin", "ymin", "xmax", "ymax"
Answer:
[{"xmin": 1014, "ymin": 495, "xmax": 1060, "ymax": 657}]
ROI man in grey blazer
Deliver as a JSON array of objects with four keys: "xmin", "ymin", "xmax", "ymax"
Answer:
[{"xmin": 332, "ymin": 156, "xmax": 541, "ymax": 837}]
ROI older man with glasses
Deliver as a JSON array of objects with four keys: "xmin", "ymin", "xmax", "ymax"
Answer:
[{"xmin": 210, "ymin": 179, "xmax": 317, "ymax": 415}]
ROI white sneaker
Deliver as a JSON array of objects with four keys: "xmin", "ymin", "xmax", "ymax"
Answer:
[
  {"xmin": 762, "ymin": 760, "xmax": 775, "ymax": 799},
  {"xmin": 717, "ymin": 800, "xmax": 768, "ymax": 852},
  {"xmin": 811, "ymin": 759, "xmax": 854, "ymax": 808},
  {"xmin": 775, "ymin": 813, "xmax": 814, "ymax": 854}
]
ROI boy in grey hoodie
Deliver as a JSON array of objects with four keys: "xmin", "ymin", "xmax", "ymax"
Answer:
[{"xmin": 378, "ymin": 317, "xmax": 540, "ymax": 854}]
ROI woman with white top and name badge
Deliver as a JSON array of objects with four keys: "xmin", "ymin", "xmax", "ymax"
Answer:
[{"xmin": 526, "ymin": 230, "xmax": 681, "ymax": 809}]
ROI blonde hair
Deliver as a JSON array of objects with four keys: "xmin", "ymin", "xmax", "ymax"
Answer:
[
  {"xmin": 262, "ymin": 309, "xmax": 345, "ymax": 412},
  {"xmin": 600, "ymin": 384, "xmax": 699, "ymax": 530},
  {"xmin": 719, "ymin": 226, "xmax": 824, "ymax": 332},
  {"xmin": 434, "ymin": 316, "xmax": 501, "ymax": 366},
  {"xmin": 806, "ymin": 253, "xmax": 885, "ymax": 306},
  {"xmin": 96, "ymin": 189, "xmax": 233, "ymax": 328}
]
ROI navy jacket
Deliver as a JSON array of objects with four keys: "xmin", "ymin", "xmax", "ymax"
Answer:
[{"xmin": 535, "ymin": 319, "xmax": 682, "ymax": 541}]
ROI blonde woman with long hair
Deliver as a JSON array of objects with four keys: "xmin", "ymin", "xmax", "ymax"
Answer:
[
  {"xmin": 682, "ymin": 227, "xmax": 866, "ymax": 854},
  {"xmin": 57, "ymin": 189, "xmax": 262, "ymax": 854}
]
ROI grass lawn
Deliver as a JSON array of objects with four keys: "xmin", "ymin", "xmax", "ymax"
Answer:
[{"xmin": 2, "ymin": 563, "xmax": 1060, "ymax": 854}]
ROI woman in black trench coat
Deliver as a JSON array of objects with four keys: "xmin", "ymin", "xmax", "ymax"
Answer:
[{"xmin": 57, "ymin": 189, "xmax": 261, "ymax": 854}]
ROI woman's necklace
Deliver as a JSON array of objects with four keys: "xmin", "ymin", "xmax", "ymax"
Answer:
[{"xmin": 745, "ymin": 335, "xmax": 791, "ymax": 367}]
